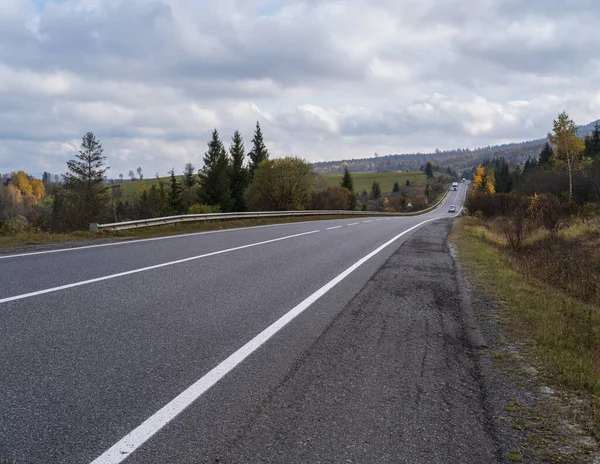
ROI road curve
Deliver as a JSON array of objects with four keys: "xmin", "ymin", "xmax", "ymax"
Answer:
[{"xmin": 0, "ymin": 184, "xmax": 468, "ymax": 463}]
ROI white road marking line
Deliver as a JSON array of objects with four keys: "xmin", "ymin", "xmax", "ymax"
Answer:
[
  {"xmin": 363, "ymin": 220, "xmax": 373, "ymax": 223},
  {"xmin": 347, "ymin": 222, "xmax": 360, "ymax": 226},
  {"xmin": 0, "ymin": 220, "xmax": 329, "ymax": 260},
  {"xmin": 90, "ymin": 216, "xmax": 441, "ymax": 464},
  {"xmin": 326, "ymin": 226, "xmax": 343, "ymax": 230},
  {"xmin": 0, "ymin": 230, "xmax": 320, "ymax": 305},
  {"xmin": 375, "ymin": 219, "xmax": 384, "ymax": 222}
]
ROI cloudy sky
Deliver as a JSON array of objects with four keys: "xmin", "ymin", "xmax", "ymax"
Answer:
[{"xmin": 0, "ymin": 0, "xmax": 599, "ymax": 178}]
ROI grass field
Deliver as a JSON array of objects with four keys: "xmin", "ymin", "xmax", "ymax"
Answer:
[
  {"xmin": 321, "ymin": 171, "xmax": 426, "ymax": 194},
  {"xmin": 114, "ymin": 171, "xmax": 428, "ymax": 200},
  {"xmin": 111, "ymin": 176, "xmax": 175, "ymax": 199}
]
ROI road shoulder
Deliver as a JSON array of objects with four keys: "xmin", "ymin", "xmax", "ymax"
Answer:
[
  {"xmin": 210, "ymin": 219, "xmax": 525, "ymax": 463},
  {"xmin": 449, "ymin": 217, "xmax": 600, "ymax": 463}
]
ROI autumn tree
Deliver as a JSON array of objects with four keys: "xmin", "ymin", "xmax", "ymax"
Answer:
[
  {"xmin": 229, "ymin": 130, "xmax": 247, "ymax": 211},
  {"xmin": 198, "ymin": 129, "xmax": 232, "ymax": 211},
  {"xmin": 30, "ymin": 179, "xmax": 45, "ymax": 201},
  {"xmin": 472, "ymin": 165, "xmax": 495, "ymax": 193},
  {"xmin": 246, "ymin": 157, "xmax": 313, "ymax": 211},
  {"xmin": 248, "ymin": 121, "xmax": 269, "ymax": 179},
  {"xmin": 548, "ymin": 111, "xmax": 585, "ymax": 199},
  {"xmin": 340, "ymin": 166, "xmax": 354, "ymax": 193},
  {"xmin": 12, "ymin": 171, "xmax": 33, "ymax": 196}
]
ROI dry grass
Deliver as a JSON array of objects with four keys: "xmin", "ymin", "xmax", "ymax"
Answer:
[
  {"xmin": 0, "ymin": 215, "xmax": 360, "ymax": 249},
  {"xmin": 449, "ymin": 216, "xmax": 600, "ymax": 438}
]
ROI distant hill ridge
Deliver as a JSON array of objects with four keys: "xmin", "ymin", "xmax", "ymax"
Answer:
[{"xmin": 313, "ymin": 119, "xmax": 600, "ymax": 174}]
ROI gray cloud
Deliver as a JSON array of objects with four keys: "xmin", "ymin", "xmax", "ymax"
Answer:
[{"xmin": 0, "ymin": 0, "xmax": 599, "ymax": 177}]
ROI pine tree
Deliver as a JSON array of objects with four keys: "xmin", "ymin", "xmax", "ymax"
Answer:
[
  {"xmin": 63, "ymin": 132, "xmax": 111, "ymax": 229},
  {"xmin": 182, "ymin": 162, "xmax": 196, "ymax": 187},
  {"xmin": 371, "ymin": 181, "xmax": 381, "ymax": 199},
  {"xmin": 229, "ymin": 130, "xmax": 247, "ymax": 211},
  {"xmin": 340, "ymin": 166, "xmax": 354, "ymax": 192},
  {"xmin": 199, "ymin": 129, "xmax": 232, "ymax": 211},
  {"xmin": 393, "ymin": 181, "xmax": 400, "ymax": 193},
  {"xmin": 248, "ymin": 121, "xmax": 269, "ymax": 178},
  {"xmin": 425, "ymin": 161, "xmax": 434, "ymax": 178},
  {"xmin": 406, "ymin": 179, "xmax": 411, "ymax": 187},
  {"xmin": 168, "ymin": 168, "xmax": 182, "ymax": 213},
  {"xmin": 538, "ymin": 142, "xmax": 554, "ymax": 169},
  {"xmin": 584, "ymin": 122, "xmax": 600, "ymax": 160}
]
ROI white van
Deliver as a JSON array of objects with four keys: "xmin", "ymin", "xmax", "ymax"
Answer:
[{"xmin": 452, "ymin": 182, "xmax": 458, "ymax": 191}]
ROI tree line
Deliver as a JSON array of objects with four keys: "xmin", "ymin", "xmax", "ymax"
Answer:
[
  {"xmin": 1, "ymin": 122, "xmax": 360, "ymax": 234},
  {"xmin": 467, "ymin": 111, "xmax": 600, "ymax": 249}
]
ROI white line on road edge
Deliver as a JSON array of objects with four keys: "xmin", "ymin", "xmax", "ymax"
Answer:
[
  {"xmin": 363, "ymin": 220, "xmax": 373, "ymax": 223},
  {"xmin": 326, "ymin": 226, "xmax": 343, "ymax": 230},
  {"xmin": 90, "ymin": 216, "xmax": 440, "ymax": 464},
  {"xmin": 0, "ymin": 221, "xmax": 328, "ymax": 260},
  {"xmin": 347, "ymin": 222, "xmax": 360, "ymax": 226},
  {"xmin": 0, "ymin": 230, "xmax": 319, "ymax": 305}
]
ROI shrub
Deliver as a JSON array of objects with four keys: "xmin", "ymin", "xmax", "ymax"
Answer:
[
  {"xmin": 311, "ymin": 187, "xmax": 355, "ymax": 210},
  {"xmin": 187, "ymin": 203, "xmax": 220, "ymax": 215},
  {"xmin": 0, "ymin": 217, "xmax": 29, "ymax": 235}
]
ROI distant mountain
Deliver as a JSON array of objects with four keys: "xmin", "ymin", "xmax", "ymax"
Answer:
[
  {"xmin": 578, "ymin": 119, "xmax": 600, "ymax": 137},
  {"xmin": 312, "ymin": 119, "xmax": 599, "ymax": 175}
]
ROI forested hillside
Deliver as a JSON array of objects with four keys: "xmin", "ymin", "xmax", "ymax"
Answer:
[{"xmin": 313, "ymin": 119, "xmax": 600, "ymax": 174}]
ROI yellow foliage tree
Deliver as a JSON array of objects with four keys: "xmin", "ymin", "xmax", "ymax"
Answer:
[
  {"xmin": 12, "ymin": 171, "xmax": 33, "ymax": 196},
  {"xmin": 30, "ymin": 179, "xmax": 45, "ymax": 200},
  {"xmin": 472, "ymin": 165, "xmax": 495, "ymax": 193},
  {"xmin": 547, "ymin": 111, "xmax": 585, "ymax": 199}
]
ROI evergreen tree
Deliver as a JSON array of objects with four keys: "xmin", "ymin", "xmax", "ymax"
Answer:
[
  {"xmin": 168, "ymin": 168, "xmax": 182, "ymax": 213},
  {"xmin": 538, "ymin": 142, "xmax": 554, "ymax": 169},
  {"xmin": 248, "ymin": 121, "xmax": 269, "ymax": 178},
  {"xmin": 199, "ymin": 129, "xmax": 232, "ymax": 211},
  {"xmin": 584, "ymin": 122, "xmax": 600, "ymax": 160},
  {"xmin": 406, "ymin": 179, "xmax": 411, "ymax": 187},
  {"xmin": 492, "ymin": 157, "xmax": 513, "ymax": 193},
  {"xmin": 62, "ymin": 132, "xmax": 111, "ymax": 229},
  {"xmin": 340, "ymin": 166, "xmax": 354, "ymax": 192},
  {"xmin": 229, "ymin": 130, "xmax": 247, "ymax": 211},
  {"xmin": 393, "ymin": 181, "xmax": 400, "ymax": 193},
  {"xmin": 42, "ymin": 171, "xmax": 51, "ymax": 185},
  {"xmin": 425, "ymin": 161, "xmax": 434, "ymax": 178},
  {"xmin": 182, "ymin": 162, "xmax": 196, "ymax": 187},
  {"xmin": 371, "ymin": 181, "xmax": 381, "ymax": 199}
]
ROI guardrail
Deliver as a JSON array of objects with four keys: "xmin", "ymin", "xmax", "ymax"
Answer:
[{"xmin": 90, "ymin": 187, "xmax": 452, "ymax": 232}]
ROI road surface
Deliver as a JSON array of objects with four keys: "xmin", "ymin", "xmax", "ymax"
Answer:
[{"xmin": 0, "ymin": 185, "xmax": 485, "ymax": 463}]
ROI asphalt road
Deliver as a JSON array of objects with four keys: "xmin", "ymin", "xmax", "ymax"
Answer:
[{"xmin": 0, "ymin": 184, "xmax": 473, "ymax": 463}]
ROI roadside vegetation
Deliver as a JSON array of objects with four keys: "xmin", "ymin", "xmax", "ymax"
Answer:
[
  {"xmin": 1, "ymin": 123, "xmax": 455, "ymax": 247},
  {"xmin": 451, "ymin": 112, "xmax": 600, "ymax": 458}
]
